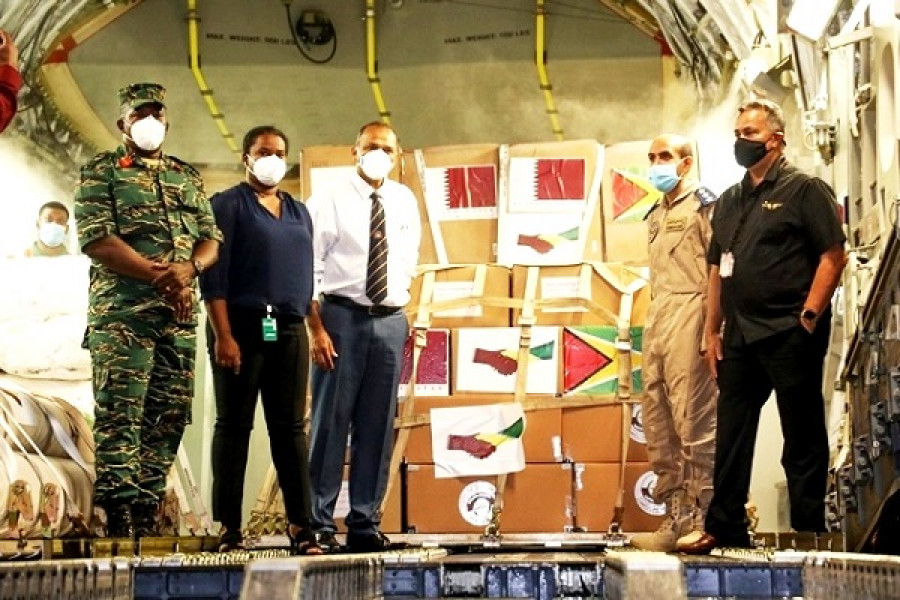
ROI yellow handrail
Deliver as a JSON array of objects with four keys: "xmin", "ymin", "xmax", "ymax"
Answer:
[
  {"xmin": 365, "ymin": 0, "xmax": 391, "ymax": 124},
  {"xmin": 535, "ymin": 0, "xmax": 564, "ymax": 141},
  {"xmin": 186, "ymin": 0, "xmax": 239, "ymax": 155}
]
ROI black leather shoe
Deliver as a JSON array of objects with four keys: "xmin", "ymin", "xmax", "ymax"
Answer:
[
  {"xmin": 102, "ymin": 504, "xmax": 134, "ymax": 539},
  {"xmin": 217, "ymin": 528, "xmax": 245, "ymax": 553},
  {"xmin": 315, "ymin": 531, "xmax": 342, "ymax": 553},
  {"xmin": 133, "ymin": 503, "xmax": 159, "ymax": 538},
  {"xmin": 346, "ymin": 530, "xmax": 391, "ymax": 553}
]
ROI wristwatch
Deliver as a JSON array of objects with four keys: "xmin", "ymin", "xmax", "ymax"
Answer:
[
  {"xmin": 192, "ymin": 258, "xmax": 204, "ymax": 277},
  {"xmin": 800, "ymin": 308, "xmax": 818, "ymax": 322}
]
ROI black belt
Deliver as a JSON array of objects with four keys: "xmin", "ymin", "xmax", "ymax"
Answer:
[{"xmin": 323, "ymin": 294, "xmax": 402, "ymax": 317}]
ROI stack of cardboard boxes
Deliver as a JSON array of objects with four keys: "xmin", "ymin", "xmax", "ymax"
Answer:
[{"xmin": 298, "ymin": 139, "xmax": 671, "ymax": 535}]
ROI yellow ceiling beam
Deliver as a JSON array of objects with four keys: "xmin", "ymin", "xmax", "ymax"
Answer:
[{"xmin": 38, "ymin": 2, "xmax": 142, "ymax": 153}]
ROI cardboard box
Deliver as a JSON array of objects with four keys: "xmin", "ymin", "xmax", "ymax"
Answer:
[
  {"xmin": 406, "ymin": 463, "xmax": 573, "ymax": 533},
  {"xmin": 299, "ymin": 145, "xmax": 440, "ymax": 264},
  {"xmin": 453, "ymin": 327, "xmax": 559, "ymax": 395},
  {"xmin": 497, "ymin": 140, "xmax": 604, "ymax": 266},
  {"xmin": 591, "ymin": 140, "xmax": 698, "ymax": 265},
  {"xmin": 562, "ymin": 326, "xmax": 643, "ymax": 396},
  {"xmin": 408, "ymin": 264, "xmax": 511, "ymax": 329},
  {"xmin": 572, "ymin": 462, "xmax": 666, "ymax": 533},
  {"xmin": 398, "ymin": 329, "xmax": 450, "ymax": 397},
  {"xmin": 403, "ymin": 397, "xmax": 563, "ymax": 463},
  {"xmin": 333, "ymin": 465, "xmax": 402, "ymax": 534},
  {"xmin": 403, "ymin": 144, "xmax": 500, "ymax": 264},
  {"xmin": 510, "ymin": 263, "xmax": 650, "ymax": 327},
  {"xmin": 561, "ymin": 403, "xmax": 648, "ymax": 463}
]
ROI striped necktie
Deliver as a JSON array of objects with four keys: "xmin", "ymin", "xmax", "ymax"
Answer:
[{"xmin": 366, "ymin": 192, "xmax": 388, "ymax": 305}]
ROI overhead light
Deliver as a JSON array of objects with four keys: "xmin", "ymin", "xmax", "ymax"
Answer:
[
  {"xmin": 786, "ymin": 0, "xmax": 842, "ymax": 42},
  {"xmin": 741, "ymin": 46, "xmax": 777, "ymax": 85}
]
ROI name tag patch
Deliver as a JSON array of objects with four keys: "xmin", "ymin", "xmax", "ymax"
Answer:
[{"xmin": 665, "ymin": 217, "xmax": 687, "ymax": 232}]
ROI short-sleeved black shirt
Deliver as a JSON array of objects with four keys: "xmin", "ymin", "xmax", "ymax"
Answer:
[{"xmin": 707, "ymin": 157, "xmax": 845, "ymax": 346}]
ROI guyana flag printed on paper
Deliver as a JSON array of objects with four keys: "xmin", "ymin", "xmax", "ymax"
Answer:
[
  {"xmin": 611, "ymin": 168, "xmax": 661, "ymax": 223},
  {"xmin": 563, "ymin": 326, "xmax": 643, "ymax": 395}
]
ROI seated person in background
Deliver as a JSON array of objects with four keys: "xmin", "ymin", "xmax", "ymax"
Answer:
[{"xmin": 25, "ymin": 201, "xmax": 71, "ymax": 257}]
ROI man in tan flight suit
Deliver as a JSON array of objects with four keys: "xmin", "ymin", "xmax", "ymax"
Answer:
[{"xmin": 630, "ymin": 134, "xmax": 718, "ymax": 551}]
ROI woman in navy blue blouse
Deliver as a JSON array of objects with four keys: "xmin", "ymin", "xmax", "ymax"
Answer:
[{"xmin": 199, "ymin": 125, "xmax": 322, "ymax": 555}]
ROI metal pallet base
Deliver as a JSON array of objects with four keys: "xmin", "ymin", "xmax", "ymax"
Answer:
[
  {"xmin": 0, "ymin": 530, "xmax": 845, "ymax": 561},
  {"xmin": 4, "ymin": 533, "xmax": 897, "ymax": 599}
]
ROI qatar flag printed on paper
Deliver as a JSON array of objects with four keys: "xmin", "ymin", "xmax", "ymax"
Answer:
[
  {"xmin": 398, "ymin": 329, "xmax": 450, "ymax": 398},
  {"xmin": 508, "ymin": 157, "xmax": 587, "ymax": 213},
  {"xmin": 424, "ymin": 164, "xmax": 498, "ymax": 221}
]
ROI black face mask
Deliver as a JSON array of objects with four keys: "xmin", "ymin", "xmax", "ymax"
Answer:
[{"xmin": 733, "ymin": 137, "xmax": 770, "ymax": 168}]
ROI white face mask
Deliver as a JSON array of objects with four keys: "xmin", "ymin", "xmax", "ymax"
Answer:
[
  {"xmin": 248, "ymin": 155, "xmax": 287, "ymax": 187},
  {"xmin": 358, "ymin": 149, "xmax": 394, "ymax": 181},
  {"xmin": 38, "ymin": 222, "xmax": 66, "ymax": 248},
  {"xmin": 129, "ymin": 115, "xmax": 167, "ymax": 151}
]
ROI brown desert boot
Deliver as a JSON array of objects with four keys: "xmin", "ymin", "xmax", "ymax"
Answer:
[{"xmin": 677, "ymin": 530, "xmax": 717, "ymax": 554}]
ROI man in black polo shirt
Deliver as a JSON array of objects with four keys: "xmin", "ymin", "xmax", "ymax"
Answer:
[{"xmin": 679, "ymin": 99, "xmax": 846, "ymax": 553}]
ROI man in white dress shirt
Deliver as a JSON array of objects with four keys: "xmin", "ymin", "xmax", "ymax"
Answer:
[{"xmin": 305, "ymin": 121, "xmax": 421, "ymax": 553}]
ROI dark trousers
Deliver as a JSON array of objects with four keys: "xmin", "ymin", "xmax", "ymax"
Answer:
[
  {"xmin": 309, "ymin": 301, "xmax": 408, "ymax": 535},
  {"xmin": 208, "ymin": 307, "xmax": 314, "ymax": 531},
  {"xmin": 705, "ymin": 322, "xmax": 831, "ymax": 544}
]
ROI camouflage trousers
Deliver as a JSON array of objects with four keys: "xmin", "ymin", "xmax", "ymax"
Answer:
[{"xmin": 88, "ymin": 313, "xmax": 196, "ymax": 507}]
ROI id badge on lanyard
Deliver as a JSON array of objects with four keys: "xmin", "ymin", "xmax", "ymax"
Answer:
[
  {"xmin": 262, "ymin": 304, "xmax": 278, "ymax": 342},
  {"xmin": 720, "ymin": 251, "xmax": 735, "ymax": 278},
  {"xmin": 721, "ymin": 193, "xmax": 757, "ymax": 279}
]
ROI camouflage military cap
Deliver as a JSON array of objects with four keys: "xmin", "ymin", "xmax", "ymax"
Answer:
[{"xmin": 118, "ymin": 82, "xmax": 166, "ymax": 112}]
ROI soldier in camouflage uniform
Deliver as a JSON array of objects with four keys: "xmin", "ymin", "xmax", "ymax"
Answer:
[{"xmin": 74, "ymin": 82, "xmax": 222, "ymax": 538}]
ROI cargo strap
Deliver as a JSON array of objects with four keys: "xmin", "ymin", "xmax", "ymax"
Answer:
[
  {"xmin": 0, "ymin": 381, "xmax": 93, "ymax": 477},
  {"xmin": 615, "ymin": 291, "xmax": 635, "ymax": 400},
  {"xmin": 0, "ymin": 394, "xmax": 88, "ymax": 537},
  {"xmin": 575, "ymin": 143, "xmax": 605, "ymax": 258},
  {"xmin": 382, "ymin": 270, "xmax": 432, "ymax": 516},
  {"xmin": 607, "ymin": 401, "xmax": 632, "ymax": 540},
  {"xmin": 381, "ymin": 325, "xmax": 427, "ymax": 516},
  {"xmin": 395, "ymin": 395, "xmax": 641, "ymax": 430},
  {"xmin": 411, "ymin": 265, "xmax": 489, "ymax": 329},
  {"xmin": 170, "ymin": 445, "xmax": 213, "ymax": 535},
  {"xmin": 247, "ymin": 464, "xmax": 281, "ymax": 537},
  {"xmin": 589, "ymin": 265, "xmax": 646, "ymax": 538},
  {"xmin": 414, "ymin": 149, "xmax": 449, "ymax": 265},
  {"xmin": 407, "ymin": 262, "xmax": 639, "ymax": 327},
  {"xmin": 482, "ymin": 267, "xmax": 539, "ymax": 539},
  {"xmin": 44, "ymin": 404, "xmax": 92, "ymax": 477},
  {"xmin": 484, "ymin": 472, "xmax": 507, "ymax": 540}
]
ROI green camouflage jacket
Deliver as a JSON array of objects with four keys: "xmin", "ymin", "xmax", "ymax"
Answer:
[{"xmin": 74, "ymin": 145, "xmax": 223, "ymax": 325}]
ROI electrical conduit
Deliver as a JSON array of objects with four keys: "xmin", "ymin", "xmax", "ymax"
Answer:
[
  {"xmin": 186, "ymin": 0, "xmax": 239, "ymax": 155},
  {"xmin": 365, "ymin": 0, "xmax": 391, "ymax": 124},
  {"xmin": 535, "ymin": 0, "xmax": 564, "ymax": 141}
]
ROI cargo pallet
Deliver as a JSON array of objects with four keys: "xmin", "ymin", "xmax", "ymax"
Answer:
[{"xmin": 2, "ymin": 532, "xmax": 898, "ymax": 599}]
